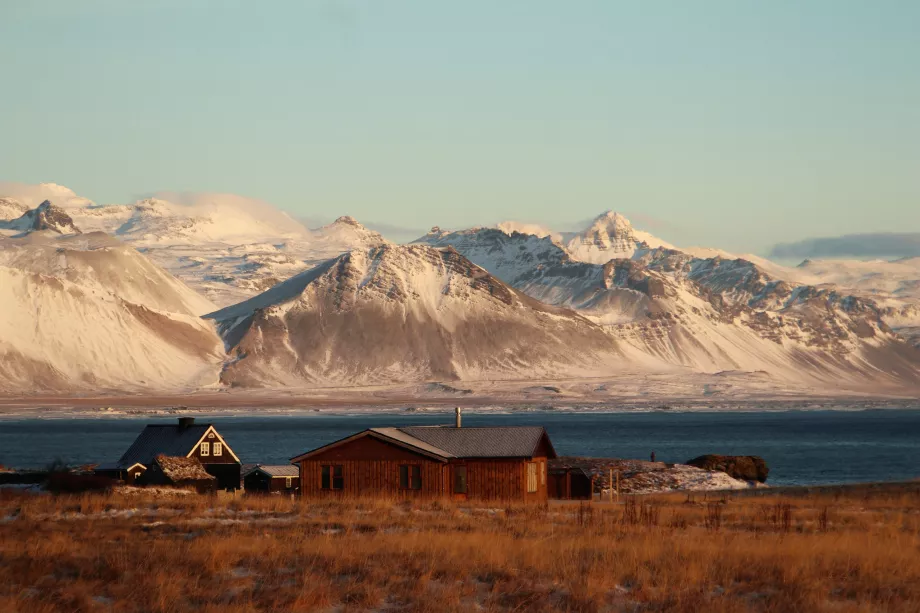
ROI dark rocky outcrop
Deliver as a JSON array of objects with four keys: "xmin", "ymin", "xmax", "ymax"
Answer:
[{"xmin": 686, "ymin": 454, "xmax": 769, "ymax": 482}]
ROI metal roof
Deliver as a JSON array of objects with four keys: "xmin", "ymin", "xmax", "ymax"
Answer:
[
  {"xmin": 115, "ymin": 424, "xmax": 212, "ymax": 468},
  {"xmin": 370, "ymin": 427, "xmax": 462, "ymax": 459},
  {"xmin": 291, "ymin": 425, "xmax": 555, "ymax": 462},
  {"xmin": 248, "ymin": 465, "xmax": 300, "ymax": 478},
  {"xmin": 397, "ymin": 426, "xmax": 553, "ymax": 459}
]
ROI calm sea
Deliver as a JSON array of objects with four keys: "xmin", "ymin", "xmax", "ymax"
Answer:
[{"xmin": 1, "ymin": 410, "xmax": 918, "ymax": 486}]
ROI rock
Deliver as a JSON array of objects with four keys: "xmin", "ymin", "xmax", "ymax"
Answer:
[{"xmin": 685, "ymin": 455, "xmax": 769, "ymax": 483}]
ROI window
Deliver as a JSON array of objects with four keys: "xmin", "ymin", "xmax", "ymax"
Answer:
[
  {"xmin": 200, "ymin": 442, "xmax": 210, "ymax": 457},
  {"xmin": 285, "ymin": 476, "xmax": 292, "ymax": 489},
  {"xmin": 321, "ymin": 465, "xmax": 343, "ymax": 490},
  {"xmin": 213, "ymin": 442, "xmax": 222, "ymax": 456},
  {"xmin": 399, "ymin": 465, "xmax": 422, "ymax": 490},
  {"xmin": 453, "ymin": 465, "xmax": 467, "ymax": 494},
  {"xmin": 526, "ymin": 462, "xmax": 538, "ymax": 493},
  {"xmin": 540, "ymin": 461, "xmax": 545, "ymax": 486}
]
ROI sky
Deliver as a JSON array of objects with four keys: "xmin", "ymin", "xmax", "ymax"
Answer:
[{"xmin": 2, "ymin": 1, "xmax": 919, "ymax": 254}]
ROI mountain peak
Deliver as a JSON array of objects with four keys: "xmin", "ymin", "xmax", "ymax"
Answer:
[
  {"xmin": 587, "ymin": 210, "xmax": 634, "ymax": 235},
  {"xmin": 1, "ymin": 200, "xmax": 82, "ymax": 235},
  {"xmin": 560, "ymin": 210, "xmax": 638, "ymax": 264},
  {"xmin": 333, "ymin": 215, "xmax": 361, "ymax": 227}
]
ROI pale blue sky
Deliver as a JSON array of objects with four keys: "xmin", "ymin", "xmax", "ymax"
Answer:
[{"xmin": 2, "ymin": 1, "xmax": 918, "ymax": 253}]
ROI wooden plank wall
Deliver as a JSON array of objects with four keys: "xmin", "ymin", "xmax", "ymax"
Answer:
[
  {"xmin": 464, "ymin": 460, "xmax": 526, "ymax": 500},
  {"xmin": 300, "ymin": 459, "xmax": 447, "ymax": 497}
]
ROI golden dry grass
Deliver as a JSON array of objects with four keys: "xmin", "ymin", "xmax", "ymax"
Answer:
[{"xmin": 1, "ymin": 488, "xmax": 919, "ymax": 612}]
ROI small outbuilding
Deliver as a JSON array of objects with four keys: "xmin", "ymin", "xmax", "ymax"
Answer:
[
  {"xmin": 290, "ymin": 410, "xmax": 557, "ymax": 502},
  {"xmin": 548, "ymin": 467, "xmax": 594, "ymax": 500},
  {"xmin": 243, "ymin": 465, "xmax": 300, "ymax": 494},
  {"xmin": 141, "ymin": 455, "xmax": 217, "ymax": 493}
]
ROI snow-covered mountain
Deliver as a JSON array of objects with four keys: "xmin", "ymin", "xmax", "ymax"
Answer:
[
  {"xmin": 0, "ymin": 182, "xmax": 917, "ymax": 397},
  {"xmin": 0, "ymin": 232, "xmax": 223, "ymax": 393},
  {"xmin": 205, "ymin": 244, "xmax": 644, "ymax": 387},
  {"xmin": 0, "ymin": 188, "xmax": 389, "ymax": 307},
  {"xmin": 415, "ymin": 218, "xmax": 920, "ymax": 387}
]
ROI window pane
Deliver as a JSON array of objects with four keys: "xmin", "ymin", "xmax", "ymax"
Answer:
[
  {"xmin": 213, "ymin": 443, "xmax": 222, "ymax": 456},
  {"xmin": 454, "ymin": 466, "xmax": 467, "ymax": 493},
  {"xmin": 321, "ymin": 465, "xmax": 330, "ymax": 489},
  {"xmin": 399, "ymin": 465, "xmax": 409, "ymax": 489},
  {"xmin": 410, "ymin": 465, "xmax": 421, "ymax": 490},
  {"xmin": 332, "ymin": 476, "xmax": 344, "ymax": 490},
  {"xmin": 200, "ymin": 442, "xmax": 209, "ymax": 457},
  {"xmin": 333, "ymin": 465, "xmax": 343, "ymax": 478}
]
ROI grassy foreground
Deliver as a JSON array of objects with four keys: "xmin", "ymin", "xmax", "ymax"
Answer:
[{"xmin": 1, "ymin": 487, "xmax": 919, "ymax": 612}]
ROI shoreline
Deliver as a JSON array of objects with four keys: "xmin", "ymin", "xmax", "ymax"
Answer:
[
  {"xmin": 0, "ymin": 401, "xmax": 917, "ymax": 421},
  {"xmin": 0, "ymin": 391, "xmax": 917, "ymax": 420}
]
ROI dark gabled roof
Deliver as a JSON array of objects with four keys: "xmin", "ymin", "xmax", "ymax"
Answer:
[
  {"xmin": 249, "ymin": 465, "xmax": 299, "ymax": 478},
  {"xmin": 549, "ymin": 466, "xmax": 592, "ymax": 479},
  {"xmin": 291, "ymin": 426, "xmax": 556, "ymax": 462},
  {"xmin": 397, "ymin": 426, "xmax": 554, "ymax": 459},
  {"xmin": 117, "ymin": 424, "xmax": 211, "ymax": 468}
]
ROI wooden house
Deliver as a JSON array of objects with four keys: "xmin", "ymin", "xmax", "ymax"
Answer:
[
  {"xmin": 141, "ymin": 455, "xmax": 217, "ymax": 493},
  {"xmin": 290, "ymin": 411, "xmax": 556, "ymax": 502},
  {"xmin": 95, "ymin": 417, "xmax": 241, "ymax": 490},
  {"xmin": 243, "ymin": 465, "xmax": 300, "ymax": 494}
]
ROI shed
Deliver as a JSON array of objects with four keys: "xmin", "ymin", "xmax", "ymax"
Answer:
[
  {"xmin": 243, "ymin": 465, "xmax": 300, "ymax": 494},
  {"xmin": 290, "ymin": 411, "xmax": 557, "ymax": 502},
  {"xmin": 548, "ymin": 467, "xmax": 594, "ymax": 500}
]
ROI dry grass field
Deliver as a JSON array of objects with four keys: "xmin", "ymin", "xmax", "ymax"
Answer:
[{"xmin": 1, "ymin": 487, "xmax": 919, "ymax": 612}]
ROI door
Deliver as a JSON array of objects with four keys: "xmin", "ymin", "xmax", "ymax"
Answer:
[{"xmin": 452, "ymin": 464, "xmax": 468, "ymax": 501}]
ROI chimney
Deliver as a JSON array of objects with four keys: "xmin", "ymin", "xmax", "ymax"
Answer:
[
  {"xmin": 455, "ymin": 407, "xmax": 462, "ymax": 428},
  {"xmin": 178, "ymin": 417, "xmax": 195, "ymax": 429}
]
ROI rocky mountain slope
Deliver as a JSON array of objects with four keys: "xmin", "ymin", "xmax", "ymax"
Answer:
[
  {"xmin": 0, "ymin": 231, "xmax": 224, "ymax": 393},
  {"xmin": 0, "ymin": 201, "xmax": 82, "ymax": 236},
  {"xmin": 205, "ymin": 244, "xmax": 648, "ymax": 387}
]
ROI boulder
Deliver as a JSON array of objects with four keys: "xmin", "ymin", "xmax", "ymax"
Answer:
[{"xmin": 685, "ymin": 455, "xmax": 769, "ymax": 483}]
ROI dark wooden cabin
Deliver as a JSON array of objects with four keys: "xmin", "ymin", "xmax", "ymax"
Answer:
[
  {"xmin": 141, "ymin": 455, "xmax": 217, "ymax": 493},
  {"xmin": 95, "ymin": 417, "xmax": 241, "ymax": 490},
  {"xmin": 290, "ymin": 412, "xmax": 556, "ymax": 502},
  {"xmin": 548, "ymin": 467, "xmax": 594, "ymax": 500},
  {"xmin": 243, "ymin": 465, "xmax": 300, "ymax": 494}
]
